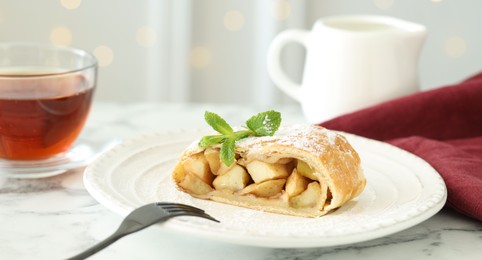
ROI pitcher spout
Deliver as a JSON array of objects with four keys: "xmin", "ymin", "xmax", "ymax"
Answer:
[
  {"xmin": 403, "ymin": 23, "xmax": 427, "ymax": 61},
  {"xmin": 392, "ymin": 17, "xmax": 427, "ymax": 51}
]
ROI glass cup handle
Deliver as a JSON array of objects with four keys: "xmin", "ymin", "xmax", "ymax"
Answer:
[{"xmin": 267, "ymin": 29, "xmax": 309, "ymax": 102}]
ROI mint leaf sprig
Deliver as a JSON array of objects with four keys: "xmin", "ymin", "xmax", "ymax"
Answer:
[{"xmin": 199, "ymin": 110, "xmax": 281, "ymax": 166}]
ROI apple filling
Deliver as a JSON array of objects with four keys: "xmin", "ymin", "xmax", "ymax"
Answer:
[{"xmin": 176, "ymin": 147, "xmax": 327, "ymax": 209}]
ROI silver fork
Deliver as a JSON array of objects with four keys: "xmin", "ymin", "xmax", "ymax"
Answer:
[{"xmin": 67, "ymin": 202, "xmax": 219, "ymax": 260}]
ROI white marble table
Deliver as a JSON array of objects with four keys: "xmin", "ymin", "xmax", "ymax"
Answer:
[{"xmin": 0, "ymin": 102, "xmax": 481, "ymax": 260}]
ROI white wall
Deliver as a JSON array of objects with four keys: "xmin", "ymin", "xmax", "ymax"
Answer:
[
  {"xmin": 0, "ymin": 0, "xmax": 159, "ymax": 102},
  {"xmin": 1, "ymin": 0, "xmax": 481, "ymax": 105}
]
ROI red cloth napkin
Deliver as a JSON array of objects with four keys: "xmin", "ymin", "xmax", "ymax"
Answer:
[{"xmin": 320, "ymin": 72, "xmax": 482, "ymax": 221}]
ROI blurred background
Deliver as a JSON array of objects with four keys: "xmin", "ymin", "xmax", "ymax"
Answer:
[{"xmin": 1, "ymin": 0, "xmax": 480, "ymax": 107}]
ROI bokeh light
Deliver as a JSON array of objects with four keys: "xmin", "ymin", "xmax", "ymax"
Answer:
[
  {"xmin": 93, "ymin": 45, "xmax": 114, "ymax": 67},
  {"xmin": 60, "ymin": 0, "xmax": 82, "ymax": 10},
  {"xmin": 190, "ymin": 46, "xmax": 212, "ymax": 69},
  {"xmin": 373, "ymin": 0, "xmax": 394, "ymax": 10},
  {"xmin": 136, "ymin": 26, "xmax": 157, "ymax": 47},
  {"xmin": 224, "ymin": 10, "xmax": 245, "ymax": 32},
  {"xmin": 272, "ymin": 0, "xmax": 291, "ymax": 21},
  {"xmin": 50, "ymin": 26, "xmax": 73, "ymax": 46},
  {"xmin": 445, "ymin": 36, "xmax": 467, "ymax": 58}
]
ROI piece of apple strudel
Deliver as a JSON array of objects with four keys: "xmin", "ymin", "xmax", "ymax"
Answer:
[{"xmin": 172, "ymin": 125, "xmax": 365, "ymax": 218}]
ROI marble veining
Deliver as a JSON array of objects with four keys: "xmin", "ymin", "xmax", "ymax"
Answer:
[{"xmin": 0, "ymin": 102, "xmax": 481, "ymax": 260}]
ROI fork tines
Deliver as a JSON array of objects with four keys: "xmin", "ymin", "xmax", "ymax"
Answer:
[{"xmin": 156, "ymin": 202, "xmax": 220, "ymax": 223}]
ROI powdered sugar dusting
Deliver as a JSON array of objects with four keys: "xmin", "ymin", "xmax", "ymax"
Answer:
[
  {"xmin": 262, "ymin": 114, "xmax": 276, "ymax": 133},
  {"xmin": 236, "ymin": 124, "xmax": 339, "ymax": 157},
  {"xmin": 325, "ymin": 130, "xmax": 337, "ymax": 145}
]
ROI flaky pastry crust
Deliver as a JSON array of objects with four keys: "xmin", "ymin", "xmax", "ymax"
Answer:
[{"xmin": 172, "ymin": 125, "xmax": 365, "ymax": 217}]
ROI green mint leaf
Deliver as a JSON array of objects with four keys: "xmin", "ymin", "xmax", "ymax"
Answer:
[
  {"xmin": 220, "ymin": 137, "xmax": 236, "ymax": 166},
  {"xmin": 199, "ymin": 110, "xmax": 282, "ymax": 167},
  {"xmin": 204, "ymin": 111, "xmax": 233, "ymax": 135},
  {"xmin": 199, "ymin": 135, "xmax": 226, "ymax": 147},
  {"xmin": 245, "ymin": 110, "xmax": 281, "ymax": 136}
]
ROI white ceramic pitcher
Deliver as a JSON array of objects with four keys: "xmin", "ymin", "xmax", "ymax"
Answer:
[{"xmin": 267, "ymin": 15, "xmax": 426, "ymax": 123}]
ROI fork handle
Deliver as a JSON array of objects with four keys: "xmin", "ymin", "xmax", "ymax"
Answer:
[{"xmin": 66, "ymin": 233, "xmax": 123, "ymax": 260}]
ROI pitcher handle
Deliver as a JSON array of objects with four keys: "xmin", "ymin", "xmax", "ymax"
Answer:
[{"xmin": 267, "ymin": 29, "xmax": 309, "ymax": 102}]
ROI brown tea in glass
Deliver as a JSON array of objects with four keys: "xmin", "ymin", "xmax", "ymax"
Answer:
[{"xmin": 0, "ymin": 44, "xmax": 97, "ymax": 160}]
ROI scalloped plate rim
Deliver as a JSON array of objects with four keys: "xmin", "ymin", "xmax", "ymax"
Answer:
[{"xmin": 83, "ymin": 129, "xmax": 447, "ymax": 248}]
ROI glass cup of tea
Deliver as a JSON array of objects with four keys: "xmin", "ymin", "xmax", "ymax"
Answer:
[{"xmin": 0, "ymin": 43, "xmax": 97, "ymax": 162}]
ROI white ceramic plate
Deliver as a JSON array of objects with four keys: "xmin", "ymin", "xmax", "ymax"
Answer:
[{"xmin": 84, "ymin": 129, "xmax": 447, "ymax": 248}]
